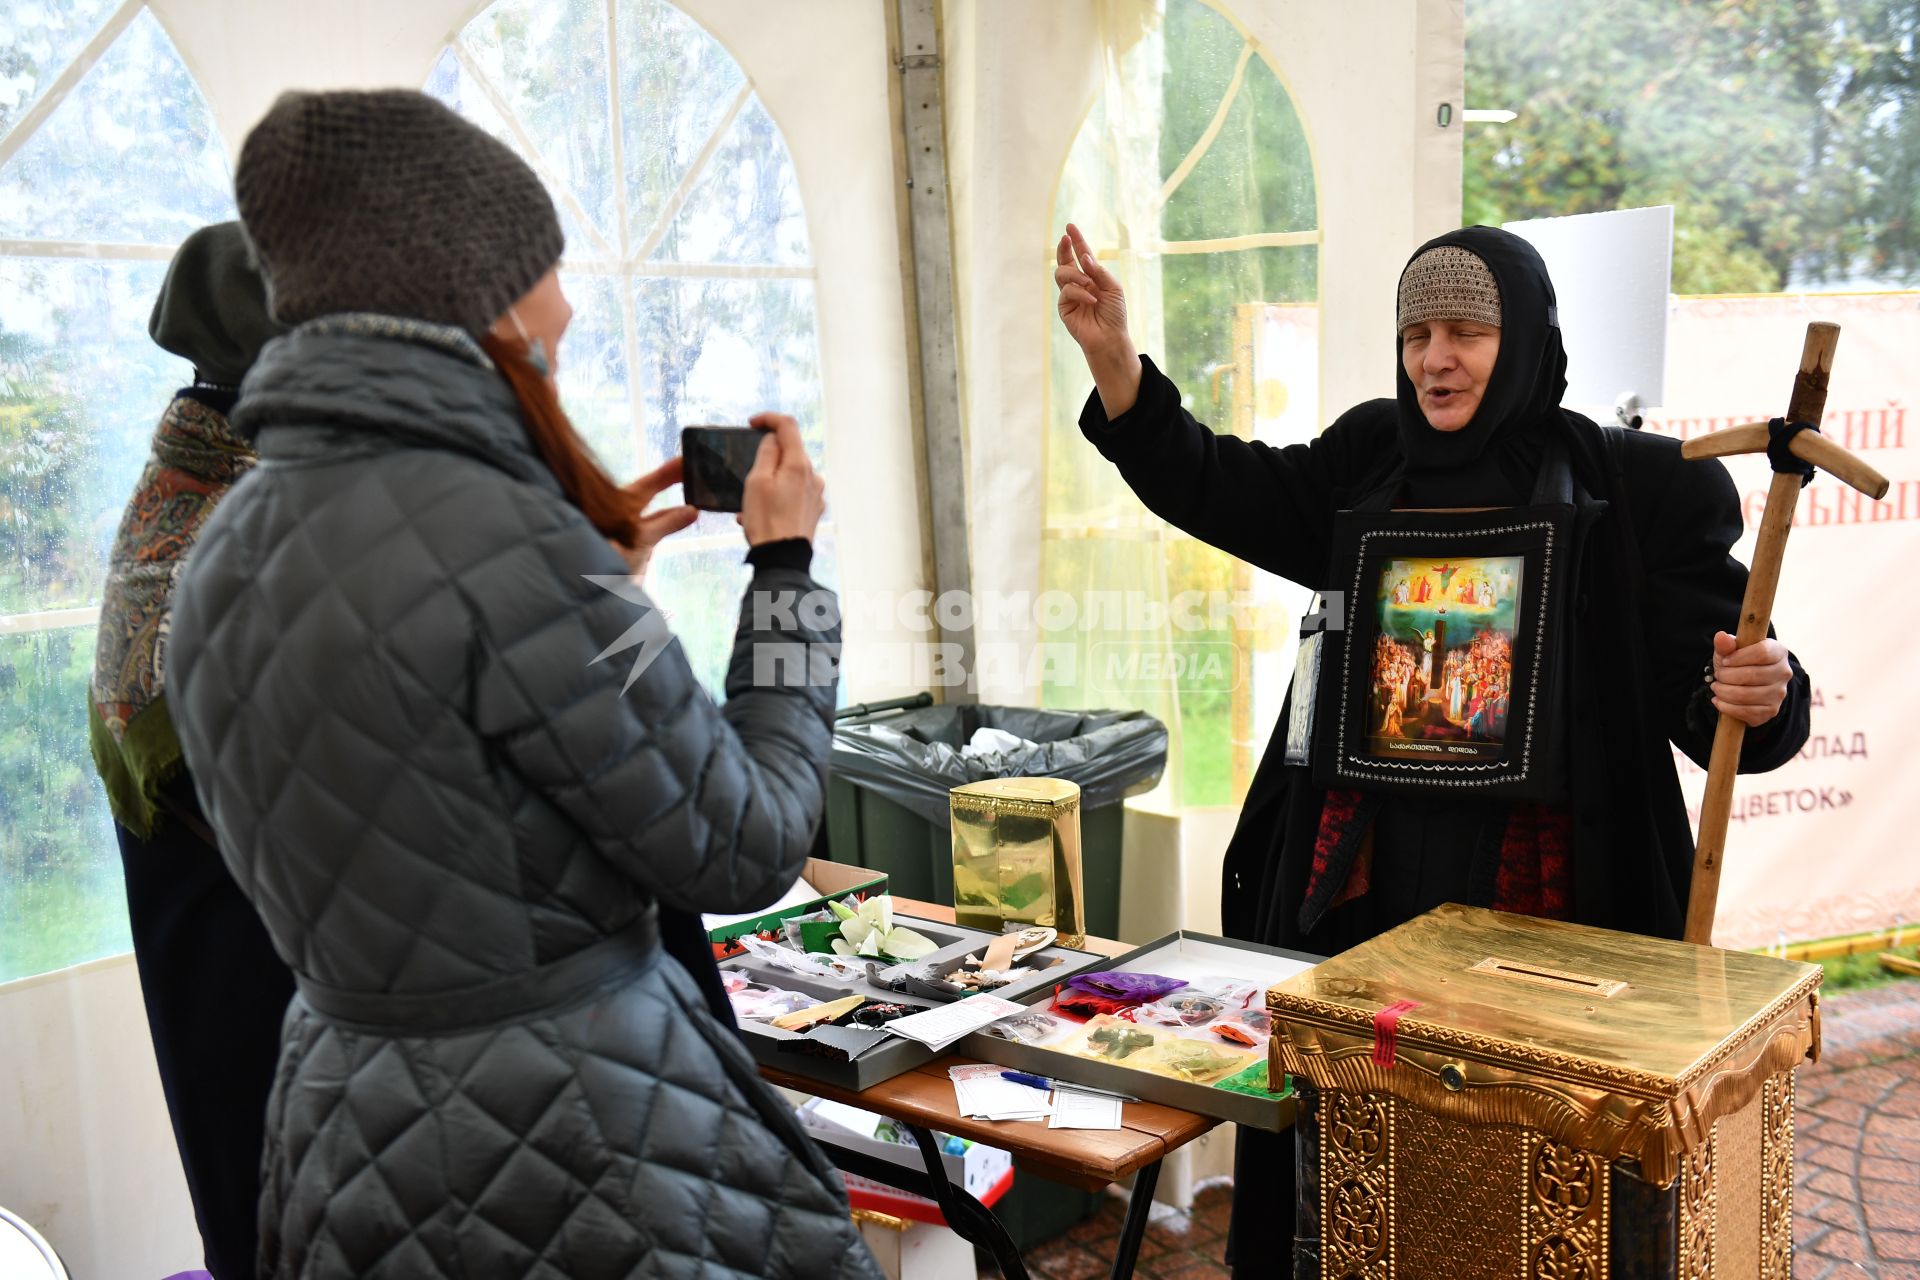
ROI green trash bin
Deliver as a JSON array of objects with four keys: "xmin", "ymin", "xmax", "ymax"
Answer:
[{"xmin": 814, "ymin": 701, "xmax": 1167, "ymax": 943}]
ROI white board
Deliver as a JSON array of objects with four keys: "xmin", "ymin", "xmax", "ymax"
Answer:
[{"xmin": 1503, "ymin": 206, "xmax": 1673, "ymax": 412}]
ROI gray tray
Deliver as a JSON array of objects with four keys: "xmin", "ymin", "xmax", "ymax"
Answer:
[
  {"xmin": 723, "ymin": 914, "xmax": 1099, "ymax": 1091},
  {"xmin": 955, "ymin": 930, "xmax": 1322, "ymax": 1132}
]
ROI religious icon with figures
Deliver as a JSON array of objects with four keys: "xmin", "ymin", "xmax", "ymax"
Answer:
[
  {"xmin": 1311, "ymin": 503, "xmax": 1573, "ymax": 800},
  {"xmin": 1367, "ymin": 555, "xmax": 1522, "ymax": 764}
]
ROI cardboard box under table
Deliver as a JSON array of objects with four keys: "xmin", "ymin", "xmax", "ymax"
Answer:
[
  {"xmin": 1268, "ymin": 903, "xmax": 1822, "ymax": 1280},
  {"xmin": 959, "ymin": 930, "xmax": 1318, "ymax": 1131}
]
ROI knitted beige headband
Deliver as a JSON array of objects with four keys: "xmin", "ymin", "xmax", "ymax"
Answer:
[{"xmin": 1397, "ymin": 245, "xmax": 1502, "ymax": 331}]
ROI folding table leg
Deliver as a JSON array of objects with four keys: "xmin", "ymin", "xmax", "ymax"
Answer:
[
  {"xmin": 902, "ymin": 1123, "xmax": 1030, "ymax": 1279},
  {"xmin": 1107, "ymin": 1159, "xmax": 1161, "ymax": 1280}
]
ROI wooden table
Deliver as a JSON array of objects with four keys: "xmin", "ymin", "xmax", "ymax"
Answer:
[{"xmin": 757, "ymin": 900, "xmax": 1220, "ymax": 1279}]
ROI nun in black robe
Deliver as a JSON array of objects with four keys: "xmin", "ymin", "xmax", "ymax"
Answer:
[{"xmin": 1063, "ymin": 225, "xmax": 1811, "ymax": 1275}]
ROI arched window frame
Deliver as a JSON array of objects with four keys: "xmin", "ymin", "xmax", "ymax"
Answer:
[
  {"xmin": 1039, "ymin": 0, "xmax": 1323, "ymax": 808},
  {"xmin": 427, "ymin": 0, "xmax": 833, "ymax": 699}
]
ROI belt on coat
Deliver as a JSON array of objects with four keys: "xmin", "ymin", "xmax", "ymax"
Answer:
[{"xmin": 293, "ymin": 904, "xmax": 662, "ymax": 1035}]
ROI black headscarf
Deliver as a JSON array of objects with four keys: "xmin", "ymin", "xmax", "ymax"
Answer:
[
  {"xmin": 149, "ymin": 221, "xmax": 285, "ymax": 388},
  {"xmin": 1391, "ymin": 226, "xmax": 1568, "ymax": 507}
]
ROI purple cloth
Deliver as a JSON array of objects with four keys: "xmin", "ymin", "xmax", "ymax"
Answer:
[{"xmin": 1064, "ymin": 971, "xmax": 1187, "ymax": 1002}]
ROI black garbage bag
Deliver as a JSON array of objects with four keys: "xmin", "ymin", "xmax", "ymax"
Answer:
[{"xmin": 829, "ymin": 705, "xmax": 1168, "ymax": 826}]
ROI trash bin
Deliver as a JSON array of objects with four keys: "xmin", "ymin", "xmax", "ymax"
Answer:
[{"xmin": 816, "ymin": 702, "xmax": 1168, "ymax": 941}]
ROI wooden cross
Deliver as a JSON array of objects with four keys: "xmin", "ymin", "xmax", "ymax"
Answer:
[{"xmin": 1678, "ymin": 321, "xmax": 1890, "ymax": 945}]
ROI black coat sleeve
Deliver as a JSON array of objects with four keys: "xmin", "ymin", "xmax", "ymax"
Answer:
[
  {"xmin": 1628, "ymin": 434, "xmax": 1811, "ymax": 772},
  {"xmin": 1079, "ymin": 355, "xmax": 1391, "ymax": 588}
]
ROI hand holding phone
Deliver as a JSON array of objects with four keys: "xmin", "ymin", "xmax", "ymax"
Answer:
[
  {"xmin": 680, "ymin": 426, "xmax": 761, "ymax": 513},
  {"xmin": 739, "ymin": 413, "xmax": 825, "ymax": 547}
]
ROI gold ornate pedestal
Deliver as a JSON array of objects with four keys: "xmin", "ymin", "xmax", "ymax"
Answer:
[{"xmin": 1270, "ymin": 905, "xmax": 1820, "ymax": 1280}]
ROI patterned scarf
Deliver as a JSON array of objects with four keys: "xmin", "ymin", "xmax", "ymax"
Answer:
[{"xmin": 89, "ymin": 392, "xmax": 255, "ymax": 836}]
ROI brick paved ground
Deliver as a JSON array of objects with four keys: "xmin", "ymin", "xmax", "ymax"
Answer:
[
  {"xmin": 1795, "ymin": 980, "xmax": 1920, "ymax": 1280},
  {"xmin": 997, "ymin": 981, "xmax": 1920, "ymax": 1280}
]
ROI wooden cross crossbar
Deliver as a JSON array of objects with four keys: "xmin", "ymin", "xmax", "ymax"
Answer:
[{"xmin": 1679, "ymin": 321, "xmax": 1891, "ymax": 945}]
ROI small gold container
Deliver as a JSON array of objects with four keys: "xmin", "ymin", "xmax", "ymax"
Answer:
[
  {"xmin": 1269, "ymin": 903, "xmax": 1821, "ymax": 1280},
  {"xmin": 949, "ymin": 777, "xmax": 1085, "ymax": 949}
]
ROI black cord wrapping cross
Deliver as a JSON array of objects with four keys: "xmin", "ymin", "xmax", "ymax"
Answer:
[{"xmin": 1766, "ymin": 417, "xmax": 1820, "ymax": 486}]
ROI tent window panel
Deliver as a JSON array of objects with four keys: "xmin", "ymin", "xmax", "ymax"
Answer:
[
  {"xmin": 1043, "ymin": 0, "xmax": 1319, "ymax": 807},
  {"xmin": 1161, "ymin": 245, "xmax": 1316, "ymax": 422},
  {"xmin": 0, "ymin": 7, "xmax": 228, "ymax": 244},
  {"xmin": 0, "ymin": 0, "xmax": 125, "ymax": 139},
  {"xmin": 651, "ymin": 98, "xmax": 809, "ymax": 267},
  {"xmin": 458, "ymin": 0, "xmax": 622, "ymax": 252},
  {"xmin": 422, "ymin": 49, "xmax": 605, "ymax": 258},
  {"xmin": 0, "ymin": 257, "xmax": 179, "ymax": 617},
  {"xmin": 614, "ymin": 0, "xmax": 747, "ymax": 249},
  {"xmin": 0, "ymin": 626, "xmax": 124, "ymax": 984},
  {"xmin": 631, "ymin": 274, "xmax": 823, "ymax": 470},
  {"xmin": 551, "ymin": 270, "xmax": 639, "ymax": 478}
]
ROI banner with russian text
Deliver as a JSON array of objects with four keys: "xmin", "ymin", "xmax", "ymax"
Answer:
[{"xmin": 1642, "ymin": 293, "xmax": 1920, "ymax": 947}]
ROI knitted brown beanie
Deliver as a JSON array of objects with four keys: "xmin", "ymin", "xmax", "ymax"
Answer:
[
  {"xmin": 1397, "ymin": 245, "xmax": 1503, "ymax": 332},
  {"xmin": 234, "ymin": 89, "xmax": 563, "ymax": 337}
]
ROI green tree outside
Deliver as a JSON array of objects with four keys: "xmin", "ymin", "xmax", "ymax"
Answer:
[{"xmin": 1466, "ymin": 0, "xmax": 1920, "ymax": 291}]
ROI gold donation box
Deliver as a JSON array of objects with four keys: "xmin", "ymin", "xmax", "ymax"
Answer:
[
  {"xmin": 1268, "ymin": 904, "xmax": 1821, "ymax": 1280},
  {"xmin": 949, "ymin": 777, "xmax": 1086, "ymax": 949}
]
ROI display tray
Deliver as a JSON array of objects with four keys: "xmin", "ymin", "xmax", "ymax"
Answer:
[
  {"xmin": 722, "ymin": 913, "xmax": 1100, "ymax": 1092},
  {"xmin": 957, "ymin": 931, "xmax": 1322, "ymax": 1132}
]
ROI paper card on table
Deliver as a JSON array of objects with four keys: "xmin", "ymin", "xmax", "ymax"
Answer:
[
  {"xmin": 886, "ymin": 994, "xmax": 1027, "ymax": 1051},
  {"xmin": 1048, "ymin": 1085, "xmax": 1123, "ymax": 1130},
  {"xmin": 947, "ymin": 1064, "xmax": 1052, "ymax": 1120}
]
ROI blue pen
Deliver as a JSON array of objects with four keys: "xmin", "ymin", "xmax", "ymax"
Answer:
[{"xmin": 1000, "ymin": 1070, "xmax": 1054, "ymax": 1092}]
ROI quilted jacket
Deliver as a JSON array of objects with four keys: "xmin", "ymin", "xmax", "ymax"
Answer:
[{"xmin": 168, "ymin": 315, "xmax": 881, "ymax": 1280}]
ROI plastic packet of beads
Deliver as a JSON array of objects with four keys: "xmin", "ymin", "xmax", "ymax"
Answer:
[
  {"xmin": 729, "ymin": 985, "xmax": 821, "ymax": 1021},
  {"xmin": 1129, "ymin": 1036, "xmax": 1261, "ymax": 1085},
  {"xmin": 833, "ymin": 1000, "xmax": 918, "ymax": 1030},
  {"xmin": 721, "ymin": 970, "xmax": 754, "ymax": 994},
  {"xmin": 1132, "ymin": 991, "xmax": 1226, "ymax": 1028},
  {"xmin": 1061, "ymin": 1014, "xmax": 1166, "ymax": 1064},
  {"xmin": 1179, "ymin": 976, "xmax": 1261, "ymax": 1010},
  {"xmin": 982, "ymin": 1009, "xmax": 1077, "ymax": 1047},
  {"xmin": 1206, "ymin": 1013, "xmax": 1269, "ymax": 1049}
]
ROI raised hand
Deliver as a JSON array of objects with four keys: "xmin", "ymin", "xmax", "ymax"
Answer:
[{"xmin": 1054, "ymin": 222, "xmax": 1142, "ymax": 418}]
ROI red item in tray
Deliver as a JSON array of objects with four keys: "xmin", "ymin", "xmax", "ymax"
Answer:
[{"xmin": 1051, "ymin": 984, "xmax": 1142, "ymax": 1021}]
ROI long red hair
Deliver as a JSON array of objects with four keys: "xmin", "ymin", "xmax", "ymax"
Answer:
[{"xmin": 479, "ymin": 333, "xmax": 641, "ymax": 545}]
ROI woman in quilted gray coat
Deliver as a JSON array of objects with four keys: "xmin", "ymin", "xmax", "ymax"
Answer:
[{"xmin": 167, "ymin": 89, "xmax": 883, "ymax": 1280}]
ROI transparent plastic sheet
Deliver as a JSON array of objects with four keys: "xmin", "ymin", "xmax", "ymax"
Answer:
[{"xmin": 828, "ymin": 705, "xmax": 1167, "ymax": 825}]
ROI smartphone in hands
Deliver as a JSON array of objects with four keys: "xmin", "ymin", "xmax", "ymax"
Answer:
[{"xmin": 680, "ymin": 425, "xmax": 761, "ymax": 513}]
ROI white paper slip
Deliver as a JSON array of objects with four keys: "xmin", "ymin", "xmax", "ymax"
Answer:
[
  {"xmin": 947, "ymin": 1064, "xmax": 1052, "ymax": 1121},
  {"xmin": 887, "ymin": 994, "xmax": 1027, "ymax": 1051},
  {"xmin": 1048, "ymin": 1085, "xmax": 1123, "ymax": 1130}
]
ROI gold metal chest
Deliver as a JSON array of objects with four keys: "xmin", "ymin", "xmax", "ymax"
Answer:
[{"xmin": 1268, "ymin": 904, "xmax": 1821, "ymax": 1280}]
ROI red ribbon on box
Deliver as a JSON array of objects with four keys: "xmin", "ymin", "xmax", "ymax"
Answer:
[{"xmin": 1371, "ymin": 1000, "xmax": 1420, "ymax": 1067}]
